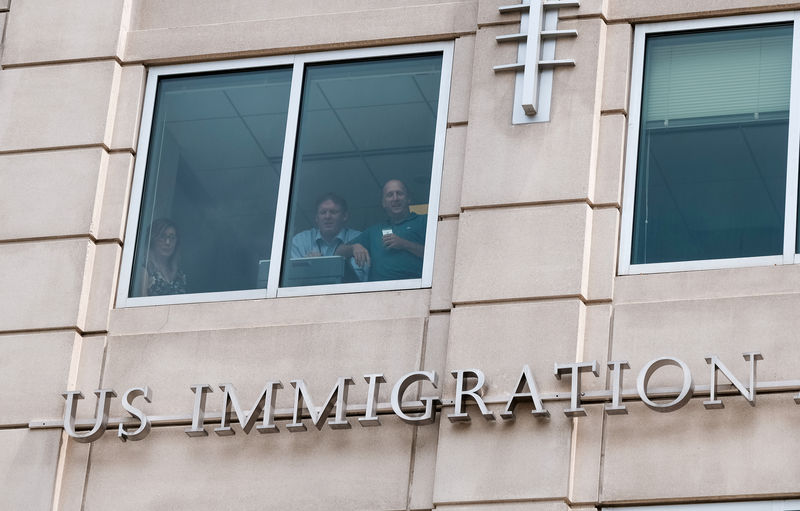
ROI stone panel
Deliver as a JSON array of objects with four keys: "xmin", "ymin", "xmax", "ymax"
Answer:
[
  {"xmin": 592, "ymin": 114, "xmax": 626, "ymax": 206},
  {"xmin": 440, "ymin": 504, "xmax": 569, "ymax": 511},
  {"xmin": 409, "ymin": 421, "xmax": 441, "ymax": 510},
  {"xmin": 602, "ymin": 394, "xmax": 800, "ymax": 501},
  {"xmin": 583, "ymin": 304, "xmax": 611, "ymax": 390},
  {"xmin": 131, "ymin": 0, "xmax": 472, "ymax": 30},
  {"xmin": 1, "ymin": 0, "xmax": 123, "ymax": 65},
  {"xmin": 0, "ymin": 239, "xmax": 89, "ymax": 331},
  {"xmin": 586, "ymin": 207, "xmax": 619, "ymax": 301},
  {"xmin": 560, "ymin": 0, "xmax": 607, "ymax": 18},
  {"xmin": 55, "ymin": 438, "xmax": 92, "ymax": 511},
  {"xmin": 83, "ymin": 243, "xmax": 122, "ymax": 333},
  {"xmin": 424, "ymin": 312, "xmax": 451, "ymax": 375},
  {"xmin": 611, "ymin": 293, "xmax": 800, "ymax": 386},
  {"xmin": 0, "ymin": 148, "xmax": 103, "ymax": 240},
  {"xmin": 124, "ymin": 3, "xmax": 478, "ymax": 62},
  {"xmin": 97, "ymin": 152, "xmax": 134, "ymax": 241},
  {"xmin": 615, "ymin": 264, "xmax": 800, "ymax": 305},
  {"xmin": 452, "ymin": 204, "xmax": 589, "ymax": 303},
  {"xmin": 439, "ymin": 124, "xmax": 467, "ymax": 217},
  {"xmin": 0, "ymin": 61, "xmax": 116, "ymax": 151},
  {"xmin": 446, "ymin": 300, "xmax": 584, "ymax": 401},
  {"xmin": 432, "ymin": 406, "xmax": 572, "ymax": 503},
  {"xmin": 83, "ymin": 420, "xmax": 413, "ymax": 511},
  {"xmin": 109, "ymin": 65, "xmax": 146, "ymax": 151},
  {"xmin": 0, "ymin": 429, "xmax": 61, "ymax": 511},
  {"xmin": 601, "ymin": 23, "xmax": 632, "ymax": 113},
  {"xmin": 101, "ymin": 318, "xmax": 427, "ymax": 418},
  {"xmin": 608, "ymin": 0, "xmax": 800, "ymax": 22},
  {"xmin": 54, "ymin": 335, "xmax": 107, "ymax": 510},
  {"xmin": 477, "ymin": 0, "xmax": 520, "ymax": 26},
  {"xmin": 448, "ymin": 34, "xmax": 475, "ymax": 124},
  {"xmin": 0, "ymin": 331, "xmax": 76, "ymax": 424},
  {"xmin": 569, "ymin": 404, "xmax": 603, "ymax": 503},
  {"xmin": 110, "ymin": 289, "xmax": 431, "ymax": 335},
  {"xmin": 461, "ymin": 20, "xmax": 604, "ymax": 207},
  {"xmin": 431, "ymin": 217, "xmax": 459, "ymax": 311}
]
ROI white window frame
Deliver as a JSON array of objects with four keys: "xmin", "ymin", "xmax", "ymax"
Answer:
[
  {"xmin": 618, "ymin": 12, "xmax": 800, "ymax": 275},
  {"xmin": 116, "ymin": 42, "xmax": 454, "ymax": 307},
  {"xmin": 608, "ymin": 500, "xmax": 800, "ymax": 511}
]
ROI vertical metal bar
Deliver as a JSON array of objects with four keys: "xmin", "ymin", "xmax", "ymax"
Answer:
[
  {"xmin": 783, "ymin": 14, "xmax": 800, "ymax": 263},
  {"xmin": 521, "ymin": 0, "xmax": 543, "ymax": 115},
  {"xmin": 618, "ymin": 24, "xmax": 648, "ymax": 275},
  {"xmin": 421, "ymin": 41, "xmax": 454, "ymax": 287},
  {"xmin": 116, "ymin": 69, "xmax": 161, "ymax": 308},
  {"xmin": 266, "ymin": 58, "xmax": 304, "ymax": 298}
]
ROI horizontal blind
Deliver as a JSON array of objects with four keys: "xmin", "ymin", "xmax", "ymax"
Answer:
[{"xmin": 643, "ymin": 24, "xmax": 792, "ymax": 122}]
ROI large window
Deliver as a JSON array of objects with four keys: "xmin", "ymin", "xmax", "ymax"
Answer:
[
  {"xmin": 619, "ymin": 13, "xmax": 800, "ymax": 274},
  {"xmin": 117, "ymin": 43, "xmax": 452, "ymax": 306}
]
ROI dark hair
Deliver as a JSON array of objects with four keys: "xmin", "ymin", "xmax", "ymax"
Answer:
[
  {"xmin": 148, "ymin": 218, "xmax": 181, "ymax": 271},
  {"xmin": 315, "ymin": 192, "xmax": 348, "ymax": 214}
]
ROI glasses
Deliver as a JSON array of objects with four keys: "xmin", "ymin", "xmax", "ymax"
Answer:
[{"xmin": 156, "ymin": 233, "xmax": 177, "ymax": 243}]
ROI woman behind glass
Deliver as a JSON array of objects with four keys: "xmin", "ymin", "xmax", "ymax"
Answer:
[{"xmin": 135, "ymin": 218, "xmax": 187, "ymax": 296}]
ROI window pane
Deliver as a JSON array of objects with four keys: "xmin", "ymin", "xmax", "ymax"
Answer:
[
  {"xmin": 281, "ymin": 54, "xmax": 442, "ymax": 286},
  {"xmin": 632, "ymin": 24, "xmax": 792, "ymax": 265},
  {"xmin": 129, "ymin": 68, "xmax": 292, "ymax": 297}
]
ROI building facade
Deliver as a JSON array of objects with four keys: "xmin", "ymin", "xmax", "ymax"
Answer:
[{"xmin": 2, "ymin": 1, "xmax": 800, "ymax": 510}]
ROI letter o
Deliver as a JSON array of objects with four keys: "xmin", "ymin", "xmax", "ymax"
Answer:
[{"xmin": 636, "ymin": 357, "xmax": 694, "ymax": 412}]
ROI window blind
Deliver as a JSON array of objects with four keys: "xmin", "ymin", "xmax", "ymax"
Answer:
[{"xmin": 642, "ymin": 24, "xmax": 793, "ymax": 123}]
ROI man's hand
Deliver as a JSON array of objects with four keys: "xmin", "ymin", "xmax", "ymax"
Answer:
[
  {"xmin": 351, "ymin": 243, "xmax": 370, "ymax": 267},
  {"xmin": 382, "ymin": 233, "xmax": 407, "ymax": 250},
  {"xmin": 383, "ymin": 234, "xmax": 424, "ymax": 258},
  {"xmin": 305, "ymin": 249, "xmax": 322, "ymax": 257}
]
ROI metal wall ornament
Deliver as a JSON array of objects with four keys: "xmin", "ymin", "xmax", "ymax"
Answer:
[
  {"xmin": 36, "ymin": 351, "xmax": 800, "ymax": 444},
  {"xmin": 494, "ymin": 0, "xmax": 578, "ymax": 122}
]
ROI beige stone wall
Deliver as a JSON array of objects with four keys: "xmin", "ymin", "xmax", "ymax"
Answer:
[{"xmin": 3, "ymin": 1, "xmax": 800, "ymax": 510}]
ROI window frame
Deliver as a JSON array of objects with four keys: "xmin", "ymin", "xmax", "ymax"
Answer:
[
  {"xmin": 607, "ymin": 501, "xmax": 800, "ymax": 511},
  {"xmin": 618, "ymin": 12, "xmax": 800, "ymax": 275},
  {"xmin": 116, "ymin": 41, "xmax": 454, "ymax": 307}
]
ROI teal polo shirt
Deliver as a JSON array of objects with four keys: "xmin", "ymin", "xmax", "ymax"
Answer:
[{"xmin": 352, "ymin": 213, "xmax": 427, "ymax": 281}]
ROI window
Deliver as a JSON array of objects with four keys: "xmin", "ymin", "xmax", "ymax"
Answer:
[
  {"xmin": 619, "ymin": 13, "xmax": 800, "ymax": 275},
  {"xmin": 117, "ymin": 43, "xmax": 452, "ymax": 306}
]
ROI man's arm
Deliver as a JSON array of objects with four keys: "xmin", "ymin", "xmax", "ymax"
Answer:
[
  {"xmin": 336, "ymin": 243, "xmax": 371, "ymax": 267},
  {"xmin": 291, "ymin": 231, "xmax": 321, "ymax": 258}
]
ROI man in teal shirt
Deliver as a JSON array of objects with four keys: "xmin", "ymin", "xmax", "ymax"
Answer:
[{"xmin": 339, "ymin": 179, "xmax": 426, "ymax": 281}]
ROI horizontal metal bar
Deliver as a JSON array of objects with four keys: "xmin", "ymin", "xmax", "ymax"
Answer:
[
  {"xmin": 538, "ymin": 59, "xmax": 576, "ymax": 67},
  {"xmin": 543, "ymin": 0, "xmax": 580, "ymax": 8},
  {"xmin": 494, "ymin": 59, "xmax": 576, "ymax": 72},
  {"xmin": 541, "ymin": 29, "xmax": 578, "ymax": 38},
  {"xmin": 499, "ymin": 0, "xmax": 578, "ymax": 14},
  {"xmin": 29, "ymin": 380, "xmax": 800, "ymax": 431},
  {"xmin": 498, "ymin": 3, "xmax": 529, "ymax": 14},
  {"xmin": 493, "ymin": 63, "xmax": 525, "ymax": 72},
  {"xmin": 497, "ymin": 29, "xmax": 578, "ymax": 44},
  {"xmin": 496, "ymin": 33, "xmax": 527, "ymax": 43}
]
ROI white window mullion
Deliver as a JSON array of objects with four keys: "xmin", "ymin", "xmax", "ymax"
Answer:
[
  {"xmin": 116, "ymin": 70, "xmax": 161, "ymax": 308},
  {"xmin": 419, "ymin": 41, "xmax": 454, "ymax": 287},
  {"xmin": 783, "ymin": 13, "xmax": 800, "ymax": 263},
  {"xmin": 618, "ymin": 24, "xmax": 648, "ymax": 276},
  {"xmin": 266, "ymin": 58, "xmax": 304, "ymax": 298}
]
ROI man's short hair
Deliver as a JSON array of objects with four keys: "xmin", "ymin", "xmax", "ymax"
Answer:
[
  {"xmin": 381, "ymin": 179, "xmax": 409, "ymax": 198},
  {"xmin": 315, "ymin": 192, "xmax": 348, "ymax": 213}
]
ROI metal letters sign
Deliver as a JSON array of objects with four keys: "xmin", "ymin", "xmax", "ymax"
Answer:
[{"xmin": 26, "ymin": 351, "xmax": 800, "ymax": 443}]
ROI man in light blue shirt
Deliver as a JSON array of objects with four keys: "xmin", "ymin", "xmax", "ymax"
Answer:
[{"xmin": 290, "ymin": 193, "xmax": 367, "ymax": 282}]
